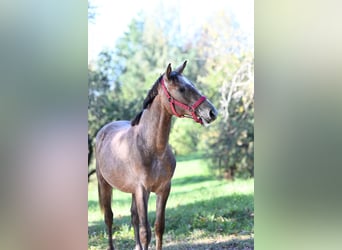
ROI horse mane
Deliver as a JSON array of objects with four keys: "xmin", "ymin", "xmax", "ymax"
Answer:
[{"xmin": 131, "ymin": 75, "xmax": 163, "ymax": 126}]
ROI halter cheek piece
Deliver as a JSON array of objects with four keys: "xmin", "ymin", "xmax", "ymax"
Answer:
[{"xmin": 161, "ymin": 78, "xmax": 206, "ymax": 124}]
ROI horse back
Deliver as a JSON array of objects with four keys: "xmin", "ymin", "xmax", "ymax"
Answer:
[{"xmin": 96, "ymin": 120, "xmax": 130, "ymax": 147}]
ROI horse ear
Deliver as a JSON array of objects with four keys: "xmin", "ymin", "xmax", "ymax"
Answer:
[
  {"xmin": 166, "ymin": 63, "xmax": 172, "ymax": 79},
  {"xmin": 175, "ymin": 60, "xmax": 187, "ymax": 74}
]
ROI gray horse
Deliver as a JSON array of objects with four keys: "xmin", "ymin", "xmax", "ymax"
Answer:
[{"xmin": 95, "ymin": 61, "xmax": 217, "ymax": 250}]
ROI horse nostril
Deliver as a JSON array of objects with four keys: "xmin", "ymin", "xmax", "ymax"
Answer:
[{"xmin": 209, "ymin": 109, "xmax": 217, "ymax": 120}]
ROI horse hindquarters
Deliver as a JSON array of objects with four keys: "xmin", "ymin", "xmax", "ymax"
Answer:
[{"xmin": 96, "ymin": 166, "xmax": 114, "ymax": 250}]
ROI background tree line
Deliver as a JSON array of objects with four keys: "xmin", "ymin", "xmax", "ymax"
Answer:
[{"xmin": 88, "ymin": 5, "xmax": 254, "ymax": 180}]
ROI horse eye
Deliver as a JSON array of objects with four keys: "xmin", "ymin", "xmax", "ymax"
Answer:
[{"xmin": 179, "ymin": 87, "xmax": 186, "ymax": 93}]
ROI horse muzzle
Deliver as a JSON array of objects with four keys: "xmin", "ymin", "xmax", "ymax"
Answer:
[{"xmin": 197, "ymin": 100, "xmax": 218, "ymax": 126}]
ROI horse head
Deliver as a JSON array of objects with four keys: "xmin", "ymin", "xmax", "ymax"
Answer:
[{"xmin": 161, "ymin": 61, "xmax": 218, "ymax": 126}]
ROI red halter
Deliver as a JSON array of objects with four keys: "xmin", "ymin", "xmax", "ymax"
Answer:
[{"xmin": 161, "ymin": 78, "xmax": 206, "ymax": 124}]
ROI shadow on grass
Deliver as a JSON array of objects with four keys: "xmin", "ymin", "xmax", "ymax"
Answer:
[
  {"xmin": 171, "ymin": 175, "xmax": 216, "ymax": 186},
  {"xmin": 163, "ymin": 238, "xmax": 254, "ymax": 250},
  {"xmin": 89, "ymin": 193, "xmax": 254, "ymax": 249}
]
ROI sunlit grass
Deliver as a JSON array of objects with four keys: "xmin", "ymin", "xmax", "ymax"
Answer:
[{"xmin": 88, "ymin": 158, "xmax": 254, "ymax": 249}]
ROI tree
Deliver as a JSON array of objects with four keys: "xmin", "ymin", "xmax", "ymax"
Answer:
[
  {"xmin": 209, "ymin": 59, "xmax": 254, "ymax": 179},
  {"xmin": 88, "ymin": 49, "xmax": 133, "ymax": 178},
  {"xmin": 88, "ymin": 49, "xmax": 126, "ymax": 139},
  {"xmin": 194, "ymin": 11, "xmax": 254, "ymax": 179}
]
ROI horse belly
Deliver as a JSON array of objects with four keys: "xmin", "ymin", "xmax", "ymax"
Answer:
[
  {"xmin": 99, "ymin": 156, "xmax": 139, "ymax": 193},
  {"xmin": 97, "ymin": 124, "xmax": 139, "ymax": 193},
  {"xmin": 107, "ymin": 173, "xmax": 137, "ymax": 193}
]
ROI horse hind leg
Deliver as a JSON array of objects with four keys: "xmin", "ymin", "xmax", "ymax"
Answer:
[{"xmin": 97, "ymin": 169, "xmax": 114, "ymax": 250}]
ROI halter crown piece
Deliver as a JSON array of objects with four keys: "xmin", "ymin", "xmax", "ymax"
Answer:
[{"xmin": 160, "ymin": 78, "xmax": 206, "ymax": 124}]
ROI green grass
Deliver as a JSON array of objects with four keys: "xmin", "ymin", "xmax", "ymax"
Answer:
[{"xmin": 88, "ymin": 158, "xmax": 254, "ymax": 249}]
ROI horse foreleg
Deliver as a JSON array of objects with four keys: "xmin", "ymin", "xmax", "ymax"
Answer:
[
  {"xmin": 131, "ymin": 194, "xmax": 141, "ymax": 250},
  {"xmin": 134, "ymin": 187, "xmax": 151, "ymax": 250},
  {"xmin": 155, "ymin": 184, "xmax": 171, "ymax": 250}
]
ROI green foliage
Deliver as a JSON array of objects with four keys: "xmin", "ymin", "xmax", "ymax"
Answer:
[
  {"xmin": 169, "ymin": 119, "xmax": 203, "ymax": 156},
  {"xmin": 88, "ymin": 51, "xmax": 134, "ymax": 139},
  {"xmin": 192, "ymin": 11, "xmax": 254, "ymax": 179},
  {"xmin": 205, "ymin": 58, "xmax": 254, "ymax": 179}
]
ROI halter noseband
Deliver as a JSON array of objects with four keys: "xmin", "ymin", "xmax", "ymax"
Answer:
[{"xmin": 161, "ymin": 77, "xmax": 206, "ymax": 124}]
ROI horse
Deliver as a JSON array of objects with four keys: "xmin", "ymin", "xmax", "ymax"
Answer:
[{"xmin": 95, "ymin": 61, "xmax": 218, "ymax": 250}]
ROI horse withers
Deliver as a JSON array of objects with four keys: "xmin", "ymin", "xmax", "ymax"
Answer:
[{"xmin": 95, "ymin": 61, "xmax": 217, "ymax": 250}]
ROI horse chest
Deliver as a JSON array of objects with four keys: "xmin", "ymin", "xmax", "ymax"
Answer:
[{"xmin": 142, "ymin": 159, "xmax": 175, "ymax": 192}]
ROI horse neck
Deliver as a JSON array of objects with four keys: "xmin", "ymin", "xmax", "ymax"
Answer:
[{"xmin": 138, "ymin": 94, "xmax": 172, "ymax": 154}]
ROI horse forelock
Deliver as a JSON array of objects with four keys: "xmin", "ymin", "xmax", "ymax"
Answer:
[{"xmin": 169, "ymin": 71, "xmax": 180, "ymax": 81}]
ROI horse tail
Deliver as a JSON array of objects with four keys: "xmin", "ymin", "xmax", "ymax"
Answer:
[
  {"xmin": 88, "ymin": 134, "xmax": 96, "ymax": 182},
  {"xmin": 88, "ymin": 127, "xmax": 103, "ymax": 181},
  {"xmin": 88, "ymin": 134, "xmax": 93, "ymax": 166}
]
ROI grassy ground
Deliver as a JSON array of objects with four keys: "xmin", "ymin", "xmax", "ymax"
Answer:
[{"xmin": 88, "ymin": 156, "xmax": 254, "ymax": 249}]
